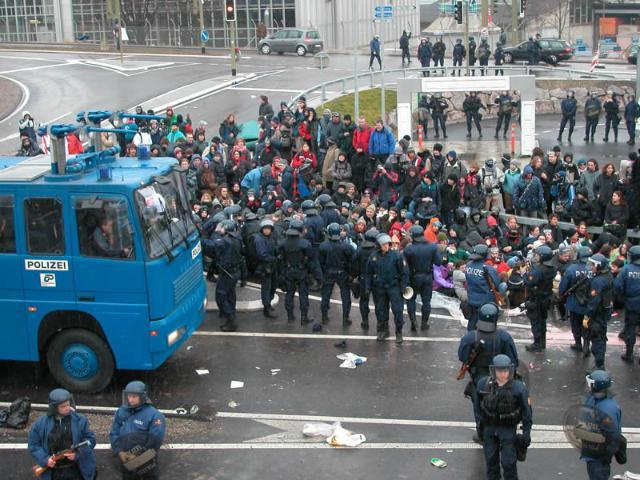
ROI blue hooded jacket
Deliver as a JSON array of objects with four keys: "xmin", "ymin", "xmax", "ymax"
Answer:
[{"xmin": 28, "ymin": 411, "xmax": 97, "ymax": 480}]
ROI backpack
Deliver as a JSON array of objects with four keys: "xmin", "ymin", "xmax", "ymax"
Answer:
[{"xmin": 478, "ymin": 45, "xmax": 489, "ymax": 60}]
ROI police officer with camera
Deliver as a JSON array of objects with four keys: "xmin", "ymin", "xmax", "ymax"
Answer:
[
  {"xmin": 404, "ymin": 225, "xmax": 444, "ymax": 331},
  {"xmin": 475, "ymin": 355, "xmax": 532, "ymax": 480},
  {"xmin": 615, "ymin": 245, "xmax": 640, "ymax": 363},
  {"xmin": 525, "ymin": 245, "xmax": 555, "ymax": 352},
  {"xmin": 110, "ymin": 381, "xmax": 165, "ymax": 480},
  {"xmin": 319, "ymin": 222, "xmax": 354, "ymax": 326}
]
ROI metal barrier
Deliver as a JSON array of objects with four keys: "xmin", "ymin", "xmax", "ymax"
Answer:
[
  {"xmin": 498, "ymin": 213, "xmax": 640, "ymax": 240},
  {"xmin": 289, "ymin": 63, "xmax": 631, "ymax": 109}
]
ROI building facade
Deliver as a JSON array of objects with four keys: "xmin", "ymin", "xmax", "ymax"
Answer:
[{"xmin": 0, "ymin": 0, "xmax": 419, "ymax": 50}]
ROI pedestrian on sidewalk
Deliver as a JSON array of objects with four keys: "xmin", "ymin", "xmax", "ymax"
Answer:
[
  {"xmin": 400, "ymin": 30, "xmax": 411, "ymax": 66},
  {"xmin": 369, "ymin": 35, "xmax": 382, "ymax": 70}
]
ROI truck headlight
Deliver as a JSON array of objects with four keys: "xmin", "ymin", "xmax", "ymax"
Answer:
[{"xmin": 167, "ymin": 327, "xmax": 185, "ymax": 347}]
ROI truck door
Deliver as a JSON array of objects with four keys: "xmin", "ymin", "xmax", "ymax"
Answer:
[
  {"xmin": 0, "ymin": 193, "xmax": 29, "ymax": 360},
  {"xmin": 21, "ymin": 195, "xmax": 75, "ymax": 345},
  {"xmin": 71, "ymin": 194, "xmax": 148, "ymax": 369}
]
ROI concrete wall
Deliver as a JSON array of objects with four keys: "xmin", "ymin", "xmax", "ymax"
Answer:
[{"xmin": 295, "ymin": 0, "xmax": 420, "ymax": 51}]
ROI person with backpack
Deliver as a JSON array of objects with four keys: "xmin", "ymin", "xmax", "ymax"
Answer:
[
  {"xmin": 494, "ymin": 91, "xmax": 513, "ymax": 139},
  {"xmin": 468, "ymin": 37, "xmax": 477, "ymax": 76},
  {"xmin": 432, "ymin": 37, "xmax": 446, "ymax": 75},
  {"xmin": 559, "ymin": 247, "xmax": 594, "ymax": 353},
  {"xmin": 477, "ymin": 39, "xmax": 491, "ymax": 76},
  {"xmin": 584, "ymin": 92, "xmax": 602, "ymax": 143}
]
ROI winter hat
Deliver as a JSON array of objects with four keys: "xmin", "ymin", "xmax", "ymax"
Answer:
[
  {"xmin": 448, "ymin": 173, "xmax": 459, "ymax": 182},
  {"xmin": 447, "ymin": 150, "xmax": 457, "ymax": 160},
  {"xmin": 487, "ymin": 216, "xmax": 498, "ymax": 227},
  {"xmin": 523, "ymin": 165, "xmax": 534, "ymax": 176}
]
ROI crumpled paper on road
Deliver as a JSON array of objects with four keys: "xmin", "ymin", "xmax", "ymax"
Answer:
[
  {"xmin": 431, "ymin": 291, "xmax": 465, "ymax": 325},
  {"xmin": 336, "ymin": 352, "xmax": 367, "ymax": 369},
  {"xmin": 302, "ymin": 421, "xmax": 366, "ymax": 447}
]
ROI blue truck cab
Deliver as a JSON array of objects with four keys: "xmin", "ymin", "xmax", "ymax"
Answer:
[{"xmin": 0, "ymin": 127, "xmax": 206, "ymax": 392}]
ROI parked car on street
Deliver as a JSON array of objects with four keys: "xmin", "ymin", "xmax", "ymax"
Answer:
[
  {"xmin": 502, "ymin": 38, "xmax": 573, "ymax": 66},
  {"xmin": 625, "ymin": 44, "xmax": 638, "ymax": 64},
  {"xmin": 258, "ymin": 28, "xmax": 323, "ymax": 57}
]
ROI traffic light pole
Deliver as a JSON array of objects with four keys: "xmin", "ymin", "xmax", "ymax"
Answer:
[
  {"xmin": 481, "ymin": 0, "xmax": 488, "ymax": 27},
  {"xmin": 511, "ymin": 0, "xmax": 519, "ymax": 45},
  {"xmin": 198, "ymin": 0, "xmax": 205, "ymax": 54},
  {"xmin": 464, "ymin": 1, "xmax": 469, "ymax": 75},
  {"xmin": 230, "ymin": 20, "xmax": 237, "ymax": 76},
  {"xmin": 352, "ymin": 0, "xmax": 359, "ymax": 120}
]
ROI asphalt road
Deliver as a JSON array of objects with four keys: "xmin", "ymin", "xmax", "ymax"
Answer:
[
  {"xmin": 0, "ymin": 49, "xmax": 639, "ymax": 478},
  {"xmin": 1, "ymin": 285, "xmax": 639, "ymax": 479}
]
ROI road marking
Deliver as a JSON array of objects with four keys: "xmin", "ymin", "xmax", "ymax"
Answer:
[
  {"xmin": 0, "ymin": 55, "xmax": 63, "ymax": 62},
  {"xmin": 217, "ymin": 411, "xmax": 640, "ymax": 434},
  {"xmin": 230, "ymin": 87, "xmax": 304, "ymax": 93},
  {"xmin": 0, "ymin": 62, "xmax": 74, "ymax": 75},
  {"xmin": 0, "ymin": 442, "xmax": 637, "ymax": 451},
  {"xmin": 0, "ymin": 75, "xmax": 29, "ymax": 126}
]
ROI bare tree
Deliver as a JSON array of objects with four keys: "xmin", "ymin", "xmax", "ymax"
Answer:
[{"xmin": 120, "ymin": 0, "xmax": 160, "ymax": 45}]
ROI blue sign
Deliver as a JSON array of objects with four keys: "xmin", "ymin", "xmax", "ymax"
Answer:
[
  {"xmin": 200, "ymin": 30, "xmax": 209, "ymax": 42},
  {"xmin": 374, "ymin": 5, "xmax": 393, "ymax": 19}
]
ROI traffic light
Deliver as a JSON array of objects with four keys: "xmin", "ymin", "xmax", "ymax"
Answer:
[
  {"xmin": 520, "ymin": 0, "xmax": 526, "ymax": 15},
  {"xmin": 224, "ymin": 0, "xmax": 236, "ymax": 22},
  {"xmin": 455, "ymin": 0, "xmax": 463, "ymax": 24}
]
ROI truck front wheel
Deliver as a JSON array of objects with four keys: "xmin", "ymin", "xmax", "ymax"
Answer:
[{"xmin": 46, "ymin": 329, "xmax": 114, "ymax": 392}]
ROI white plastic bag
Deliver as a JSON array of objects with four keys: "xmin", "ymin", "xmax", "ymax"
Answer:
[
  {"xmin": 326, "ymin": 422, "xmax": 366, "ymax": 447},
  {"xmin": 302, "ymin": 422, "xmax": 335, "ymax": 438},
  {"xmin": 430, "ymin": 291, "xmax": 465, "ymax": 322},
  {"xmin": 336, "ymin": 353, "xmax": 367, "ymax": 369}
]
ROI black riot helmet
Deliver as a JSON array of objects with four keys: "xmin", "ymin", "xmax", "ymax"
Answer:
[
  {"xmin": 477, "ymin": 303, "xmax": 500, "ymax": 332},
  {"xmin": 48, "ymin": 388, "xmax": 75, "ymax": 416},
  {"xmin": 628, "ymin": 245, "xmax": 640, "ymax": 265},
  {"xmin": 408, "ymin": 224, "xmax": 425, "ymax": 241}
]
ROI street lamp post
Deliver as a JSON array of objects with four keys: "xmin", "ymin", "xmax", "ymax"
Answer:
[{"xmin": 353, "ymin": 0, "xmax": 359, "ymax": 120}]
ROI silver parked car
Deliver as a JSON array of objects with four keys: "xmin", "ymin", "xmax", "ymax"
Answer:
[{"xmin": 258, "ymin": 28, "xmax": 323, "ymax": 56}]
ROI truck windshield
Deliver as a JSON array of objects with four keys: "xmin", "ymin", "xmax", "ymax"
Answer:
[{"xmin": 134, "ymin": 170, "xmax": 196, "ymax": 260}]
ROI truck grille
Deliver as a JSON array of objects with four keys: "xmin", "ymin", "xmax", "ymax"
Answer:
[{"xmin": 173, "ymin": 262, "xmax": 201, "ymax": 305}]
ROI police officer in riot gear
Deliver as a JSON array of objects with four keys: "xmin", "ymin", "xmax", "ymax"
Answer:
[
  {"xmin": 624, "ymin": 94, "xmax": 640, "ymax": 145},
  {"xmin": 494, "ymin": 42, "xmax": 505, "ymax": 76},
  {"xmin": 352, "ymin": 228, "xmax": 378, "ymax": 330},
  {"xmin": 319, "ymin": 222, "xmax": 354, "ymax": 326},
  {"xmin": 557, "ymin": 90, "xmax": 577, "ymax": 143},
  {"xmin": 615, "ymin": 245, "xmax": 640, "ymax": 363},
  {"xmin": 475, "ymin": 355, "xmax": 532, "ymax": 480},
  {"xmin": 458, "ymin": 303, "xmax": 519, "ymax": 443},
  {"xmin": 602, "ymin": 91, "xmax": 620, "ymax": 142},
  {"xmin": 432, "ymin": 36, "xmax": 446, "ymax": 75},
  {"xmin": 494, "ymin": 91, "xmax": 513, "ymax": 139},
  {"xmin": 559, "ymin": 247, "xmax": 593, "ymax": 353},
  {"xmin": 585, "ymin": 254, "xmax": 614, "ymax": 370},
  {"xmin": 110, "ymin": 381, "xmax": 166, "ymax": 480},
  {"xmin": 302, "ymin": 199, "xmax": 325, "ymax": 276},
  {"xmin": 452, "ymin": 38, "xmax": 465, "ymax": 76},
  {"xmin": 404, "ymin": 225, "xmax": 444, "ymax": 331},
  {"xmin": 477, "ymin": 38, "xmax": 491, "ymax": 75},
  {"xmin": 463, "ymin": 92, "xmax": 485, "ymax": 138},
  {"xmin": 255, "ymin": 219, "xmax": 278, "ymax": 318},
  {"xmin": 465, "ymin": 244, "xmax": 502, "ymax": 331},
  {"xmin": 525, "ymin": 245, "xmax": 555, "ymax": 352},
  {"xmin": 204, "ymin": 219, "xmax": 246, "ymax": 332},
  {"xmin": 317, "ymin": 194, "xmax": 341, "ymax": 225},
  {"xmin": 584, "ymin": 92, "xmax": 602, "ymax": 143},
  {"xmin": 581, "ymin": 370, "xmax": 622, "ymax": 480},
  {"xmin": 468, "ymin": 36, "xmax": 477, "ymax": 75},
  {"xmin": 365, "ymin": 234, "xmax": 409, "ymax": 343},
  {"xmin": 428, "ymin": 93, "xmax": 448, "ymax": 139},
  {"xmin": 28, "ymin": 388, "xmax": 97, "ymax": 480},
  {"xmin": 278, "ymin": 219, "xmax": 321, "ymax": 325}
]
